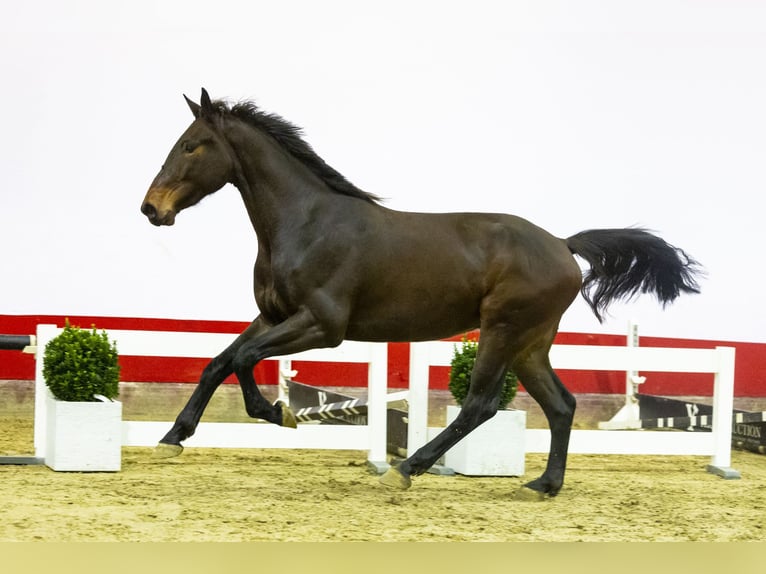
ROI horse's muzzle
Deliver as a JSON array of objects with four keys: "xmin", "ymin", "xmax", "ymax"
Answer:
[{"xmin": 141, "ymin": 200, "xmax": 176, "ymax": 226}]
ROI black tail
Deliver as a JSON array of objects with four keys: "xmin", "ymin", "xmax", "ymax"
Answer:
[{"xmin": 566, "ymin": 228, "xmax": 703, "ymax": 323}]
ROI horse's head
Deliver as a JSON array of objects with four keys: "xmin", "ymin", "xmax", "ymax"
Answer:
[{"xmin": 141, "ymin": 88, "xmax": 236, "ymax": 226}]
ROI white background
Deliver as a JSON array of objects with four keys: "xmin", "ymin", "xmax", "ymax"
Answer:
[{"xmin": 2, "ymin": 1, "xmax": 764, "ymax": 343}]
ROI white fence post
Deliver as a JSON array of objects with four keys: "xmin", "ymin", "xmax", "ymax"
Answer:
[
  {"xmin": 407, "ymin": 341, "xmax": 455, "ymax": 456},
  {"xmin": 707, "ymin": 346, "xmax": 738, "ymax": 477},
  {"xmin": 277, "ymin": 358, "xmax": 294, "ymax": 405},
  {"xmin": 33, "ymin": 324, "xmax": 59, "ymax": 459},
  {"xmin": 407, "ymin": 342, "xmax": 431, "ymax": 455},
  {"xmin": 366, "ymin": 343, "xmax": 389, "ymax": 471}
]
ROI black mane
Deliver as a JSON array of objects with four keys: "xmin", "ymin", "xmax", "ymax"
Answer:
[{"xmin": 214, "ymin": 100, "xmax": 380, "ymax": 204}]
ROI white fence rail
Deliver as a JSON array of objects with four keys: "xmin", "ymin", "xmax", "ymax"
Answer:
[{"xmin": 33, "ymin": 324, "xmax": 390, "ymax": 470}]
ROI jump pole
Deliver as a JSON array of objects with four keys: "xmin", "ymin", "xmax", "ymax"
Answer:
[
  {"xmin": 633, "ymin": 410, "xmax": 766, "ymax": 430},
  {"xmin": 0, "ymin": 334, "xmax": 36, "ymax": 352}
]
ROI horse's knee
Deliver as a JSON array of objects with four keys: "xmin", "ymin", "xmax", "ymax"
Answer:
[
  {"xmin": 558, "ymin": 388, "xmax": 576, "ymax": 420},
  {"xmin": 567, "ymin": 393, "xmax": 576, "ymax": 414},
  {"xmin": 199, "ymin": 357, "xmax": 229, "ymax": 386},
  {"xmin": 231, "ymin": 349, "xmax": 257, "ymax": 377},
  {"xmin": 564, "ymin": 388, "xmax": 577, "ymax": 416}
]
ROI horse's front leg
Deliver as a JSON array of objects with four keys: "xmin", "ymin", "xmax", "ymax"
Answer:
[
  {"xmin": 154, "ymin": 317, "xmax": 273, "ymax": 458},
  {"xmin": 230, "ymin": 307, "xmax": 345, "ymax": 424}
]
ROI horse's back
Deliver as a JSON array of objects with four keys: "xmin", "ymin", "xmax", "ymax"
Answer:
[
  {"xmin": 344, "ymin": 207, "xmax": 581, "ymax": 342},
  {"xmin": 443, "ymin": 211, "xmax": 582, "ymax": 312},
  {"xmin": 386, "ymin": 209, "xmax": 578, "ymax": 286}
]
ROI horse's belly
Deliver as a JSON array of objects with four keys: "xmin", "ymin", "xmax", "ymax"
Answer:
[{"xmin": 345, "ymin": 295, "xmax": 480, "ymax": 343}]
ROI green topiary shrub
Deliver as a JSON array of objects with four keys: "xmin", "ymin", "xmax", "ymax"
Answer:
[
  {"xmin": 448, "ymin": 337, "xmax": 518, "ymax": 409},
  {"xmin": 43, "ymin": 321, "xmax": 120, "ymax": 402}
]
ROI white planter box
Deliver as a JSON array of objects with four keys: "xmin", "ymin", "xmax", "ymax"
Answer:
[
  {"xmin": 45, "ymin": 394, "xmax": 122, "ymax": 472},
  {"xmin": 444, "ymin": 405, "xmax": 526, "ymax": 476}
]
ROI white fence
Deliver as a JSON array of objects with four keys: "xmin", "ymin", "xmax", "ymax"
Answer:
[
  {"xmin": 32, "ymin": 324, "xmax": 738, "ymax": 477},
  {"xmin": 408, "ymin": 341, "xmax": 738, "ymax": 477},
  {"xmin": 33, "ymin": 324, "xmax": 391, "ymax": 470}
]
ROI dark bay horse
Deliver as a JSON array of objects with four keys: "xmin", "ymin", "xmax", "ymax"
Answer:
[{"xmin": 141, "ymin": 88, "xmax": 701, "ymax": 497}]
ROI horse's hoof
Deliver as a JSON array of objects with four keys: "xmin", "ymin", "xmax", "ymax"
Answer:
[
  {"xmin": 152, "ymin": 442, "xmax": 184, "ymax": 459},
  {"xmin": 379, "ymin": 466, "xmax": 412, "ymax": 490},
  {"xmin": 279, "ymin": 402, "xmax": 297, "ymax": 429},
  {"xmin": 513, "ymin": 486, "xmax": 548, "ymax": 502}
]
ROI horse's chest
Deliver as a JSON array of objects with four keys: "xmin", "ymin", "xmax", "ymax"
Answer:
[{"xmin": 254, "ymin": 259, "xmax": 303, "ymax": 323}]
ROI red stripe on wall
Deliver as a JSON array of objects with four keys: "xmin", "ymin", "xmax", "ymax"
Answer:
[{"xmin": 1, "ymin": 314, "xmax": 763, "ymax": 396}]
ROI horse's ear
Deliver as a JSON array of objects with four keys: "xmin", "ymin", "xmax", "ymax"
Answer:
[
  {"xmin": 184, "ymin": 94, "xmax": 201, "ymax": 118},
  {"xmin": 199, "ymin": 88, "xmax": 215, "ymax": 119}
]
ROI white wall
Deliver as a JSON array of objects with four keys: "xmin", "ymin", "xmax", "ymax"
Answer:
[{"xmin": 2, "ymin": 1, "xmax": 764, "ymax": 342}]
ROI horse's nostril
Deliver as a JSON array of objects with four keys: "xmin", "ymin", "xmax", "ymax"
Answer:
[{"xmin": 141, "ymin": 202, "xmax": 157, "ymax": 220}]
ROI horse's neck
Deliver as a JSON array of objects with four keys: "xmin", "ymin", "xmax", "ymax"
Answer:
[{"xmin": 226, "ymin": 123, "xmax": 329, "ymax": 246}]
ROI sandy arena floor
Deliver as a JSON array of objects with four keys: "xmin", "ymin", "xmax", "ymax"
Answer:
[{"xmin": 1, "ymin": 381, "xmax": 765, "ymax": 542}]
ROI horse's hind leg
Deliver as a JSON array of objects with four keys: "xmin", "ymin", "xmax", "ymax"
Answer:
[
  {"xmin": 381, "ymin": 326, "xmax": 576, "ymax": 497},
  {"xmin": 511, "ymin": 347, "xmax": 576, "ymax": 497},
  {"xmin": 380, "ymin": 330, "xmax": 510, "ymax": 489}
]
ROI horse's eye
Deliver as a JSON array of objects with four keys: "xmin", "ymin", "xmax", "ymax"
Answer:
[{"xmin": 182, "ymin": 141, "xmax": 199, "ymax": 154}]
